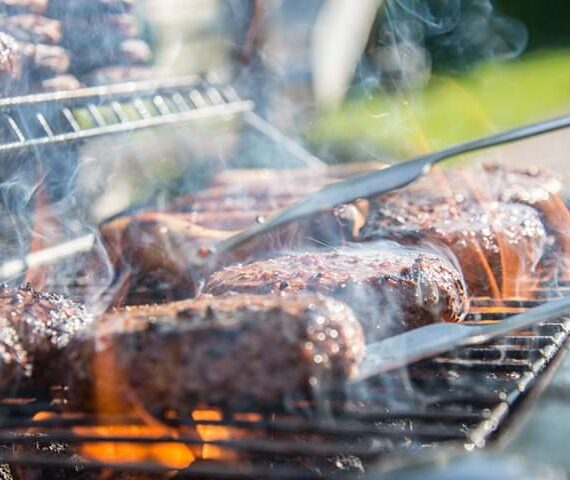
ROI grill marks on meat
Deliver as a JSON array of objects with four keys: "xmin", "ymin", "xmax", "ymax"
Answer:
[
  {"xmin": 103, "ymin": 203, "xmax": 367, "ymax": 305},
  {"xmin": 205, "ymin": 245, "xmax": 469, "ymax": 340},
  {"xmin": 63, "ymin": 293, "xmax": 364, "ymax": 412},
  {"xmin": 480, "ymin": 164, "xmax": 570, "ymax": 279},
  {"xmin": 361, "ymin": 163, "xmax": 565, "ymax": 296},
  {"xmin": 364, "ymin": 200, "xmax": 547, "ymax": 297},
  {"xmin": 0, "ymin": 284, "xmax": 91, "ymax": 395}
]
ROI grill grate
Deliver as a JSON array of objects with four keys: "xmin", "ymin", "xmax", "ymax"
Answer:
[
  {"xmin": 0, "ymin": 75, "xmax": 254, "ymax": 156},
  {"xmin": 0, "ymin": 287, "xmax": 567, "ymax": 478}
]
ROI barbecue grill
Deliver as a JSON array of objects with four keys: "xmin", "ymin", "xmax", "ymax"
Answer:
[
  {"xmin": 0, "ymin": 288, "xmax": 567, "ymax": 479},
  {"xmin": 0, "ymin": 75, "xmax": 569, "ymax": 479}
]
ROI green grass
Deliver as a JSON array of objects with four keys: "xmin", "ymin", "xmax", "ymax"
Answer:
[{"xmin": 309, "ymin": 49, "xmax": 570, "ymax": 159}]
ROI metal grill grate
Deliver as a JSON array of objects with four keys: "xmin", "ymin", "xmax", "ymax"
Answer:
[
  {"xmin": 0, "ymin": 75, "xmax": 254, "ymax": 157},
  {"xmin": 0, "ymin": 287, "xmax": 567, "ymax": 479}
]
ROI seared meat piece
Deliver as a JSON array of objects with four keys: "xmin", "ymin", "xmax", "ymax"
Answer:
[
  {"xmin": 363, "ymin": 163, "xmax": 563, "ymax": 293},
  {"xmin": 479, "ymin": 164, "xmax": 570, "ymax": 278},
  {"xmin": 99, "ymin": 164, "xmax": 377, "ymax": 305},
  {"xmin": 0, "ymin": 0, "xmax": 47, "ymax": 14},
  {"xmin": 0, "ymin": 284, "xmax": 91, "ymax": 395},
  {"xmin": 363, "ymin": 201, "xmax": 547, "ymax": 298},
  {"xmin": 0, "ymin": 14, "xmax": 62, "ymax": 45},
  {"xmin": 205, "ymin": 244, "xmax": 469, "ymax": 340},
  {"xmin": 102, "ymin": 203, "xmax": 366, "ymax": 304},
  {"xmin": 63, "ymin": 293, "xmax": 364, "ymax": 412}
]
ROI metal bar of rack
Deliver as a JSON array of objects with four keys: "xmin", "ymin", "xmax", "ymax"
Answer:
[{"xmin": 0, "ymin": 75, "xmax": 255, "ymax": 156}]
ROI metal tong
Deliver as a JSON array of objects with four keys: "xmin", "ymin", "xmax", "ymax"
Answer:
[
  {"xmin": 356, "ymin": 295, "xmax": 570, "ymax": 380},
  {"xmin": 203, "ymin": 112, "xmax": 570, "ymax": 272}
]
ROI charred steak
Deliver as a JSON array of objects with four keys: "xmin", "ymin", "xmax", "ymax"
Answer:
[
  {"xmin": 363, "ymin": 200, "xmax": 547, "ymax": 298},
  {"xmin": 365, "ymin": 163, "xmax": 567, "ymax": 284},
  {"xmin": 0, "ymin": 284, "xmax": 91, "ymax": 395},
  {"xmin": 101, "ymin": 202, "xmax": 367, "ymax": 305},
  {"xmin": 205, "ymin": 244, "xmax": 469, "ymax": 340},
  {"xmin": 63, "ymin": 293, "xmax": 364, "ymax": 411}
]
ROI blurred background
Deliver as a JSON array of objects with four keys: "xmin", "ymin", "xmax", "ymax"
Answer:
[
  {"xmin": 83, "ymin": 0, "xmax": 570, "ymax": 217},
  {"xmin": 142, "ymin": 0, "xmax": 570, "ymax": 157}
]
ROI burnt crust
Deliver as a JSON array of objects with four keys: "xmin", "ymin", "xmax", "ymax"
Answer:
[
  {"xmin": 205, "ymin": 244, "xmax": 469, "ymax": 339},
  {"xmin": 364, "ymin": 187, "xmax": 549, "ymax": 297},
  {"xmin": 0, "ymin": 284, "xmax": 92, "ymax": 395},
  {"xmin": 63, "ymin": 293, "xmax": 364, "ymax": 412}
]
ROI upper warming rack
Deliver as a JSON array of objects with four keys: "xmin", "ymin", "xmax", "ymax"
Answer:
[{"xmin": 0, "ymin": 75, "xmax": 255, "ymax": 156}]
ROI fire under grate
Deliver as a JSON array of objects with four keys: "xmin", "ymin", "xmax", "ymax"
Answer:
[{"xmin": 0, "ymin": 283, "xmax": 568, "ymax": 479}]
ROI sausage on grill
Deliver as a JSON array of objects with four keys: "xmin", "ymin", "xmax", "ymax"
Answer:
[
  {"xmin": 0, "ymin": 284, "xmax": 92, "ymax": 395},
  {"xmin": 205, "ymin": 244, "xmax": 469, "ymax": 340},
  {"xmin": 63, "ymin": 293, "xmax": 364, "ymax": 412}
]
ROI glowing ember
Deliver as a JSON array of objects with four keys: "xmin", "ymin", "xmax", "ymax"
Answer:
[
  {"xmin": 191, "ymin": 409, "xmax": 238, "ymax": 461},
  {"xmin": 73, "ymin": 424, "xmax": 195, "ymax": 469}
]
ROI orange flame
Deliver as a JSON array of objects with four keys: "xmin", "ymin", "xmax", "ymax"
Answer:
[{"xmin": 190, "ymin": 409, "xmax": 238, "ymax": 461}]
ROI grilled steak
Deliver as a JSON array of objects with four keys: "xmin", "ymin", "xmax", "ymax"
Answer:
[
  {"xmin": 205, "ymin": 244, "xmax": 469, "ymax": 340},
  {"xmin": 0, "ymin": 284, "xmax": 91, "ymax": 395},
  {"xmin": 101, "ymin": 202, "xmax": 366, "ymax": 304},
  {"xmin": 100, "ymin": 164, "xmax": 375, "ymax": 305},
  {"xmin": 363, "ymin": 201, "xmax": 547, "ymax": 297},
  {"xmin": 479, "ymin": 163, "xmax": 570, "ymax": 279},
  {"xmin": 362, "ymin": 163, "xmax": 561, "ymax": 294},
  {"xmin": 21, "ymin": 41, "xmax": 70, "ymax": 76},
  {"xmin": 63, "ymin": 293, "xmax": 364, "ymax": 411}
]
